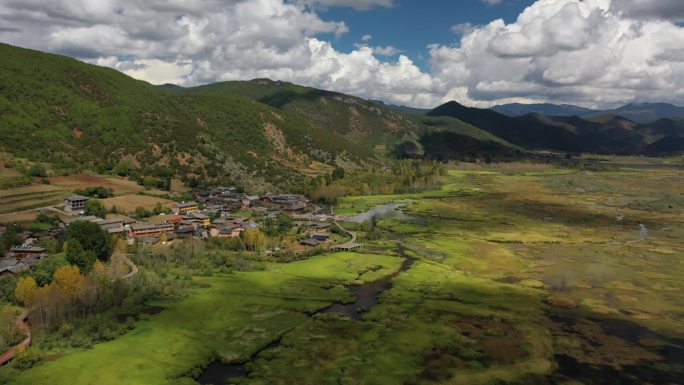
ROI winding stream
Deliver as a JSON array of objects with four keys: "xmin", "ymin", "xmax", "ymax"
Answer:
[
  {"xmin": 197, "ymin": 236, "xmax": 414, "ymax": 385},
  {"xmin": 322, "ymin": 255, "xmax": 414, "ymax": 320},
  {"xmin": 198, "ymin": 205, "xmax": 418, "ymax": 384}
]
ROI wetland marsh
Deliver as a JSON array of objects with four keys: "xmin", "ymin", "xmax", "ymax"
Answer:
[{"xmin": 8, "ymin": 160, "xmax": 684, "ymax": 385}]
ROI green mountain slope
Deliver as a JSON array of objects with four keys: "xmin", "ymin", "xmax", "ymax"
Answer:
[
  {"xmin": 177, "ymin": 79, "xmax": 520, "ymax": 158},
  {"xmin": 177, "ymin": 79, "xmax": 422, "ymax": 150},
  {"xmin": 0, "ymin": 43, "xmax": 372, "ymax": 192}
]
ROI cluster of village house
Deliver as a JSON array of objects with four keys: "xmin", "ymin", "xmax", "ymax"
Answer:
[{"xmin": 0, "ymin": 187, "xmax": 346, "ymax": 276}]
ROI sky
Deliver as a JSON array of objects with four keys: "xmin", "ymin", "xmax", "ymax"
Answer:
[{"xmin": 1, "ymin": 0, "xmax": 684, "ymax": 109}]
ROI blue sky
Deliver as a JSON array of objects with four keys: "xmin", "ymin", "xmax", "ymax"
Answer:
[{"xmin": 319, "ymin": 0, "xmax": 535, "ymax": 70}]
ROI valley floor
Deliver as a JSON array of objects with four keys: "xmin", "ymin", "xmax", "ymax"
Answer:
[{"xmin": 9, "ymin": 161, "xmax": 684, "ymax": 385}]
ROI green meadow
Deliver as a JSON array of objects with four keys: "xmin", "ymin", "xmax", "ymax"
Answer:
[{"xmin": 9, "ymin": 160, "xmax": 684, "ymax": 385}]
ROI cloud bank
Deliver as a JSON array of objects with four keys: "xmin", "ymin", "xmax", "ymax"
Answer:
[{"xmin": 1, "ymin": 0, "xmax": 684, "ymax": 108}]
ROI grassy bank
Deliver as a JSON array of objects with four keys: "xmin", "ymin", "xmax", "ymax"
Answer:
[{"xmin": 9, "ymin": 253, "xmax": 402, "ymax": 385}]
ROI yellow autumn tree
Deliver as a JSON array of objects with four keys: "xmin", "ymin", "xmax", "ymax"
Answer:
[
  {"xmin": 92, "ymin": 260, "xmax": 106, "ymax": 274},
  {"xmin": 243, "ymin": 229, "xmax": 267, "ymax": 252},
  {"xmin": 52, "ymin": 265, "xmax": 85, "ymax": 296},
  {"xmin": 14, "ymin": 276, "xmax": 37, "ymax": 306},
  {"xmin": 30, "ymin": 285, "xmax": 53, "ymax": 329}
]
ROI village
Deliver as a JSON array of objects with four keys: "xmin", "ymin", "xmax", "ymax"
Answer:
[{"xmin": 0, "ymin": 187, "xmax": 364, "ymax": 277}]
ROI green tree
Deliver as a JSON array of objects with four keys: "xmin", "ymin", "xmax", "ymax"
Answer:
[
  {"xmin": 276, "ymin": 214, "xmax": 293, "ymax": 234},
  {"xmin": 32, "ymin": 254, "xmax": 69, "ymax": 286},
  {"xmin": 134, "ymin": 206, "xmax": 151, "ymax": 219},
  {"xmin": 65, "ymin": 221, "xmax": 113, "ymax": 261},
  {"xmin": 36, "ymin": 212, "xmax": 59, "ymax": 226},
  {"xmin": 84, "ymin": 199, "xmax": 107, "ymax": 218},
  {"xmin": 65, "ymin": 239, "xmax": 97, "ymax": 273},
  {"xmin": 0, "ymin": 231, "xmax": 23, "ymax": 253},
  {"xmin": 331, "ymin": 166, "xmax": 345, "ymax": 180},
  {"xmin": 27, "ymin": 164, "xmax": 47, "ymax": 178},
  {"xmin": 113, "ymin": 162, "xmax": 133, "ymax": 177}
]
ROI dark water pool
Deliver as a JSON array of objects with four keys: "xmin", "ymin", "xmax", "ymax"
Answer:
[{"xmin": 549, "ymin": 313, "xmax": 684, "ymax": 385}]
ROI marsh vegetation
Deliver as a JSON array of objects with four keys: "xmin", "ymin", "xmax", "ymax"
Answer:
[{"xmin": 4, "ymin": 158, "xmax": 684, "ymax": 385}]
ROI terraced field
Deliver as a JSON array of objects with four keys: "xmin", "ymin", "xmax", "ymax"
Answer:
[
  {"xmin": 0, "ymin": 185, "xmax": 70, "ymax": 214},
  {"xmin": 0, "ymin": 173, "xmax": 154, "ymax": 220}
]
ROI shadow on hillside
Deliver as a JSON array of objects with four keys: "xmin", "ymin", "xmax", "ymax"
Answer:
[{"xmin": 259, "ymin": 89, "xmax": 332, "ymax": 109}]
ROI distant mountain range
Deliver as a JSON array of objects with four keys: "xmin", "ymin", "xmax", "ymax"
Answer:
[
  {"xmin": 590, "ymin": 103, "xmax": 684, "ymax": 123},
  {"xmin": 493, "ymin": 102, "xmax": 684, "ymax": 123},
  {"xmin": 492, "ymin": 103, "xmax": 596, "ymax": 117},
  {"xmin": 428, "ymin": 101, "xmax": 684, "ymax": 155}
]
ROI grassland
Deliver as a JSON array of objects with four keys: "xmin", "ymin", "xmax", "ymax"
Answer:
[
  {"xmin": 7, "ymin": 159, "xmax": 684, "ymax": 385},
  {"xmin": 8, "ymin": 253, "xmax": 403, "ymax": 385}
]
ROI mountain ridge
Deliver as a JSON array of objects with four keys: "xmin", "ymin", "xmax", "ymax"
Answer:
[{"xmin": 492, "ymin": 101, "xmax": 684, "ymax": 124}]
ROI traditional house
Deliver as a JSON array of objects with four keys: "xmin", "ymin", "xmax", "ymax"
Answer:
[
  {"xmin": 176, "ymin": 226, "xmax": 196, "ymax": 239},
  {"xmin": 173, "ymin": 201, "xmax": 200, "ymax": 215},
  {"xmin": 331, "ymin": 243, "xmax": 363, "ymax": 251},
  {"xmin": 64, "ymin": 195, "xmax": 89, "ymax": 213},
  {"xmin": 219, "ymin": 198, "xmax": 242, "ymax": 211},
  {"xmin": 210, "ymin": 227, "xmax": 235, "ymax": 238},
  {"xmin": 0, "ymin": 259, "xmax": 29, "ymax": 277},
  {"xmin": 284, "ymin": 203, "xmax": 308, "ymax": 215},
  {"xmin": 300, "ymin": 239, "xmax": 320, "ymax": 247},
  {"xmin": 95, "ymin": 219, "xmax": 126, "ymax": 236},
  {"xmin": 164, "ymin": 215, "xmax": 183, "ymax": 225},
  {"xmin": 184, "ymin": 213, "xmax": 211, "ymax": 227},
  {"xmin": 9, "ymin": 245, "xmax": 47, "ymax": 259},
  {"xmin": 310, "ymin": 222, "xmax": 333, "ymax": 230},
  {"xmin": 209, "ymin": 187, "xmax": 237, "ymax": 197},
  {"xmin": 259, "ymin": 194, "xmax": 309, "ymax": 209},
  {"xmin": 310, "ymin": 231, "xmax": 330, "ymax": 242},
  {"xmin": 242, "ymin": 195, "xmax": 260, "ymax": 207},
  {"xmin": 129, "ymin": 223, "xmax": 174, "ymax": 238}
]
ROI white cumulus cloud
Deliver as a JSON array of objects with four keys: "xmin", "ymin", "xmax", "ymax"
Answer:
[
  {"xmin": 1, "ymin": 0, "xmax": 684, "ymax": 109},
  {"xmin": 429, "ymin": 0, "xmax": 684, "ymax": 108}
]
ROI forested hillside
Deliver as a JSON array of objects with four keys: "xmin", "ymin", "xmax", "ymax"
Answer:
[{"xmin": 0, "ymin": 43, "xmax": 371, "ymax": 192}]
